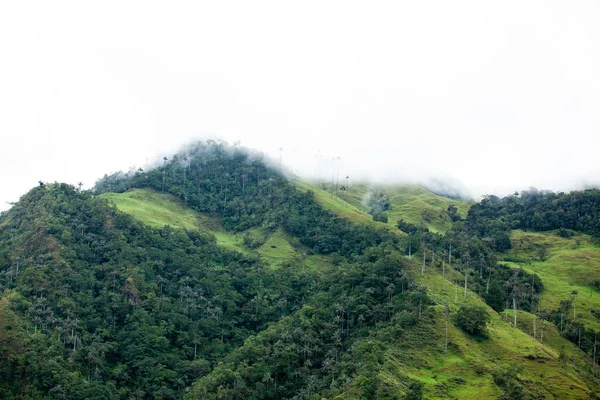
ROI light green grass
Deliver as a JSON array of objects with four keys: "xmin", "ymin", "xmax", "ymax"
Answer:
[
  {"xmin": 100, "ymin": 189, "xmax": 200, "ymax": 231},
  {"xmin": 293, "ymin": 182, "xmax": 597, "ymax": 396},
  {"xmin": 303, "ymin": 253, "xmax": 333, "ymax": 272},
  {"xmin": 294, "ymin": 180, "xmax": 378, "ymax": 225},
  {"xmin": 383, "ymin": 184, "xmax": 471, "ymax": 233},
  {"xmin": 256, "ymin": 229, "xmax": 298, "ymax": 269},
  {"xmin": 391, "ymin": 265, "xmax": 597, "ymax": 399},
  {"xmin": 294, "ymin": 180, "xmax": 405, "ymax": 235},
  {"xmin": 99, "ymin": 189, "xmax": 334, "ymax": 268},
  {"xmin": 504, "ymin": 230, "xmax": 600, "ymax": 331},
  {"xmin": 305, "ymin": 180, "xmax": 471, "ymax": 234},
  {"xmin": 99, "ymin": 189, "xmax": 249, "ymax": 254}
]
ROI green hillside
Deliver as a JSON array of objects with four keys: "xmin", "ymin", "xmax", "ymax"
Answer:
[
  {"xmin": 101, "ymin": 187, "xmax": 599, "ymax": 398},
  {"xmin": 404, "ymin": 269, "xmax": 596, "ymax": 399},
  {"xmin": 504, "ymin": 229, "xmax": 600, "ymax": 331},
  {"xmin": 100, "ymin": 188, "xmax": 250, "ymax": 254},
  {"xmin": 294, "ymin": 179, "xmax": 405, "ymax": 235},
  {"xmin": 3, "ymin": 142, "xmax": 600, "ymax": 399},
  {"xmin": 384, "ymin": 184, "xmax": 471, "ymax": 233},
  {"xmin": 100, "ymin": 189, "xmax": 317, "ymax": 270},
  {"xmin": 296, "ymin": 180, "xmax": 471, "ymax": 234}
]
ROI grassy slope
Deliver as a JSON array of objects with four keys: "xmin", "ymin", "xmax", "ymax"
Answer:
[
  {"xmin": 99, "ymin": 189, "xmax": 320, "ymax": 270},
  {"xmin": 504, "ymin": 229, "xmax": 600, "ymax": 331},
  {"xmin": 293, "ymin": 180, "xmax": 405, "ymax": 235},
  {"xmin": 298, "ymin": 180, "xmax": 471, "ymax": 234},
  {"xmin": 99, "ymin": 189, "xmax": 199, "ymax": 231},
  {"xmin": 255, "ymin": 228, "xmax": 298, "ymax": 268},
  {"xmin": 384, "ymin": 184, "xmax": 471, "ymax": 233},
  {"xmin": 99, "ymin": 189, "xmax": 249, "ymax": 254},
  {"xmin": 100, "ymin": 188, "xmax": 597, "ymax": 398},
  {"xmin": 398, "ymin": 268, "xmax": 596, "ymax": 399}
]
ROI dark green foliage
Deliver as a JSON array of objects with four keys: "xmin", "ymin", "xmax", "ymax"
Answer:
[
  {"xmin": 372, "ymin": 211, "xmax": 389, "ymax": 223},
  {"xmin": 467, "ymin": 188, "xmax": 600, "ymax": 237},
  {"xmin": 484, "ymin": 278, "xmax": 505, "ymax": 312},
  {"xmin": 187, "ymin": 247, "xmax": 418, "ymax": 398},
  {"xmin": 455, "ymin": 305, "xmax": 490, "ymax": 336},
  {"xmin": 558, "ymin": 227, "xmax": 574, "ymax": 238},
  {"xmin": 242, "ymin": 230, "xmax": 267, "ymax": 249},
  {"xmin": 495, "ymin": 267, "xmax": 543, "ymax": 313},
  {"xmin": 410, "ymin": 217, "xmax": 542, "ymax": 313},
  {"xmin": 397, "ymin": 219, "xmax": 421, "ymax": 235},
  {"xmin": 367, "ymin": 189, "xmax": 391, "ymax": 222},
  {"xmin": 96, "ymin": 141, "xmax": 400, "ymax": 258},
  {"xmin": 447, "ymin": 204, "xmax": 460, "ymax": 222},
  {"xmin": 0, "ymin": 183, "xmax": 314, "ymax": 397},
  {"xmin": 405, "ymin": 380, "xmax": 424, "ymax": 400},
  {"xmin": 9, "ymin": 140, "xmax": 599, "ymax": 397},
  {"xmin": 0, "ymin": 142, "xmax": 419, "ymax": 398}
]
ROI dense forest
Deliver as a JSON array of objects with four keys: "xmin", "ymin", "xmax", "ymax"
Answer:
[
  {"xmin": 2, "ymin": 140, "xmax": 600, "ymax": 398},
  {"xmin": 468, "ymin": 188, "xmax": 600, "ymax": 237},
  {"xmin": 0, "ymin": 142, "xmax": 425, "ymax": 398}
]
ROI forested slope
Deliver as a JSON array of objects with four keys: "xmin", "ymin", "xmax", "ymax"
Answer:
[
  {"xmin": 2, "ymin": 140, "xmax": 600, "ymax": 399},
  {"xmin": 0, "ymin": 142, "xmax": 422, "ymax": 398}
]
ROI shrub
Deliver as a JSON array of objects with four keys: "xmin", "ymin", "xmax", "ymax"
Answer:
[
  {"xmin": 372, "ymin": 211, "xmax": 388, "ymax": 223},
  {"xmin": 455, "ymin": 305, "xmax": 490, "ymax": 336}
]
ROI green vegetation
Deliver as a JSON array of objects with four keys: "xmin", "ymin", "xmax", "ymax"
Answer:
[
  {"xmin": 382, "ymin": 267, "xmax": 597, "ymax": 399},
  {"xmin": 101, "ymin": 188, "xmax": 250, "ymax": 254},
  {"xmin": 99, "ymin": 188, "xmax": 200, "ymax": 230},
  {"xmin": 255, "ymin": 229, "xmax": 297, "ymax": 268},
  {"xmin": 469, "ymin": 188, "xmax": 600, "ymax": 237},
  {"xmin": 331, "ymin": 181, "xmax": 471, "ymax": 233},
  {"xmin": 385, "ymin": 184, "xmax": 471, "ymax": 233},
  {"xmin": 296, "ymin": 179, "xmax": 471, "ymax": 234},
  {"xmin": 293, "ymin": 179, "xmax": 401, "ymax": 233},
  {"xmin": 3, "ymin": 141, "xmax": 600, "ymax": 398},
  {"xmin": 455, "ymin": 304, "xmax": 491, "ymax": 336},
  {"xmin": 505, "ymin": 230, "xmax": 600, "ymax": 331},
  {"xmin": 0, "ymin": 142, "xmax": 419, "ymax": 398}
]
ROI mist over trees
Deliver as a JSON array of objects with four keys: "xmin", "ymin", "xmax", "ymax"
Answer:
[
  {"xmin": 2, "ymin": 140, "xmax": 600, "ymax": 398},
  {"xmin": 469, "ymin": 189, "xmax": 600, "ymax": 237},
  {"xmin": 0, "ymin": 141, "xmax": 427, "ymax": 398}
]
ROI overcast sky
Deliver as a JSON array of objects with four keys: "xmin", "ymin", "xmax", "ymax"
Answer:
[{"xmin": 1, "ymin": 1, "xmax": 600, "ymax": 210}]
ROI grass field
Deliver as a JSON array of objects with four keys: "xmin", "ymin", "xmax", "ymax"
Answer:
[
  {"xmin": 383, "ymin": 184, "xmax": 471, "ymax": 233},
  {"xmin": 503, "ymin": 229, "xmax": 600, "ymax": 331},
  {"xmin": 100, "ymin": 189, "xmax": 200, "ymax": 231},
  {"xmin": 255, "ymin": 228, "xmax": 298, "ymax": 269},
  {"xmin": 395, "ymin": 265, "xmax": 598, "ymax": 399},
  {"xmin": 99, "ymin": 189, "xmax": 330, "ymax": 271},
  {"xmin": 293, "ymin": 179, "xmax": 405, "ymax": 235},
  {"xmin": 299, "ymin": 180, "xmax": 471, "ymax": 234},
  {"xmin": 99, "ymin": 189, "xmax": 249, "ymax": 254}
]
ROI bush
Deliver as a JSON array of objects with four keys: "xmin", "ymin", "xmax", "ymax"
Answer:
[
  {"xmin": 372, "ymin": 211, "xmax": 388, "ymax": 223},
  {"xmin": 455, "ymin": 305, "xmax": 490, "ymax": 336},
  {"xmin": 558, "ymin": 228, "xmax": 574, "ymax": 238},
  {"xmin": 242, "ymin": 230, "xmax": 267, "ymax": 249}
]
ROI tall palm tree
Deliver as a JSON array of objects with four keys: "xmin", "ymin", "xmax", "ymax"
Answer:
[{"xmin": 161, "ymin": 156, "xmax": 168, "ymax": 194}]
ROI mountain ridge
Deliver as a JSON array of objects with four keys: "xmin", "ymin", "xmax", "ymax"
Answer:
[{"xmin": 2, "ymin": 141, "xmax": 600, "ymax": 398}]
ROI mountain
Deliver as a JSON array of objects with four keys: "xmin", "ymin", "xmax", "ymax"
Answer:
[
  {"xmin": 1, "ymin": 140, "xmax": 600, "ymax": 399},
  {"xmin": 294, "ymin": 180, "xmax": 471, "ymax": 234}
]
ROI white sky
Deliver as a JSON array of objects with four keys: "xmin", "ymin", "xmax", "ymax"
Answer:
[{"xmin": 1, "ymin": 1, "xmax": 600, "ymax": 210}]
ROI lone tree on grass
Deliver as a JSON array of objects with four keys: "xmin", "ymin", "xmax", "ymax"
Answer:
[{"xmin": 455, "ymin": 304, "xmax": 490, "ymax": 337}]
